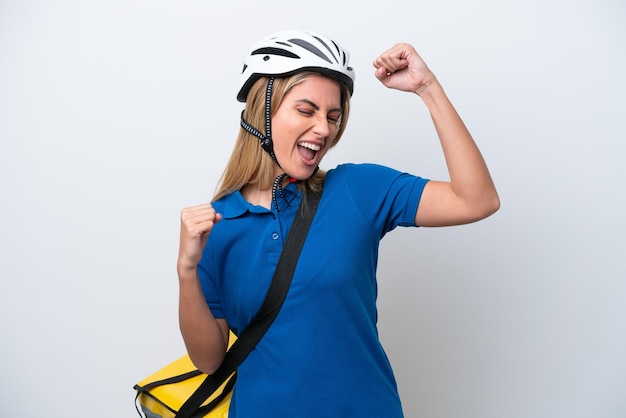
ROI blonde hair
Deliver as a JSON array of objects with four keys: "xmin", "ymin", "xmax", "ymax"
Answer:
[{"xmin": 212, "ymin": 72, "xmax": 351, "ymax": 202}]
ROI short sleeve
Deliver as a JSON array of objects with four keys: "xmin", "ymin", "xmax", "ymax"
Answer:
[{"xmin": 331, "ymin": 163, "xmax": 429, "ymax": 236}]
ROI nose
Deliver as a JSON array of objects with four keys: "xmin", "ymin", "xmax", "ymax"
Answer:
[{"xmin": 311, "ymin": 114, "xmax": 330, "ymax": 139}]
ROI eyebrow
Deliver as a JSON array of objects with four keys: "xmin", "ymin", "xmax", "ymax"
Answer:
[{"xmin": 295, "ymin": 99, "xmax": 342, "ymax": 114}]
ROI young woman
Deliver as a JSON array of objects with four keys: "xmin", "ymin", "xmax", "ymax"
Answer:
[{"xmin": 177, "ymin": 30, "xmax": 499, "ymax": 417}]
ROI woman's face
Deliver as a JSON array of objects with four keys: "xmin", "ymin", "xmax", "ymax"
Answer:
[{"xmin": 271, "ymin": 75, "xmax": 342, "ymax": 180}]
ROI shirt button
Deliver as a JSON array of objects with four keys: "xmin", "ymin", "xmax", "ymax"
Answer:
[{"xmin": 272, "ymin": 232, "xmax": 279, "ymax": 240}]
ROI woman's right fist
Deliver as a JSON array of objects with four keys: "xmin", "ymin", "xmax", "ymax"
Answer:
[{"xmin": 177, "ymin": 204, "xmax": 223, "ymax": 273}]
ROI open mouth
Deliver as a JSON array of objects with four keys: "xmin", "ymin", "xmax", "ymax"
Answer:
[{"xmin": 298, "ymin": 142, "xmax": 321, "ymax": 162}]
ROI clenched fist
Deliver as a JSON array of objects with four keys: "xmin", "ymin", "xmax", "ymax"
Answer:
[{"xmin": 177, "ymin": 204, "xmax": 223, "ymax": 275}]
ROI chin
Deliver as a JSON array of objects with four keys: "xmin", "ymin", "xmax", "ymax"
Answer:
[{"xmin": 288, "ymin": 168, "xmax": 316, "ymax": 181}]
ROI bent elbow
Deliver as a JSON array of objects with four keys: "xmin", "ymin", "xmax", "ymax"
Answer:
[
  {"xmin": 462, "ymin": 193, "xmax": 500, "ymax": 225},
  {"xmin": 478, "ymin": 193, "xmax": 501, "ymax": 221},
  {"xmin": 187, "ymin": 348, "xmax": 226, "ymax": 375},
  {"xmin": 198, "ymin": 364, "xmax": 220, "ymax": 376},
  {"xmin": 192, "ymin": 356, "xmax": 224, "ymax": 375},
  {"xmin": 488, "ymin": 193, "xmax": 501, "ymax": 215}
]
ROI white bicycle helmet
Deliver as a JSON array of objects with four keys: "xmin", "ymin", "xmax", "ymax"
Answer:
[{"xmin": 236, "ymin": 29, "xmax": 355, "ymax": 102}]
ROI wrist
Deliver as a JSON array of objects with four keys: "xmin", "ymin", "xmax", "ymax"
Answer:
[
  {"xmin": 177, "ymin": 260, "xmax": 199, "ymax": 281},
  {"xmin": 415, "ymin": 76, "xmax": 448, "ymax": 110},
  {"xmin": 414, "ymin": 73, "xmax": 439, "ymax": 97}
]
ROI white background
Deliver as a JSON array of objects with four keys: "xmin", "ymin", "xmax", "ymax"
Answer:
[{"xmin": 1, "ymin": 1, "xmax": 625, "ymax": 417}]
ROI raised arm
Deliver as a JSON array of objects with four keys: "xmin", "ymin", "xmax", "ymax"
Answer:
[
  {"xmin": 373, "ymin": 43, "xmax": 500, "ymax": 227},
  {"xmin": 177, "ymin": 204, "xmax": 230, "ymax": 374}
]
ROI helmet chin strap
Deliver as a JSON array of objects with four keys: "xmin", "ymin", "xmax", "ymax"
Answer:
[
  {"xmin": 240, "ymin": 78, "xmax": 279, "ymax": 165},
  {"xmin": 240, "ymin": 77, "xmax": 319, "ymax": 211}
]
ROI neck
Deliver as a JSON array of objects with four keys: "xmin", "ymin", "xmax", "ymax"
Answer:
[{"xmin": 241, "ymin": 183, "xmax": 272, "ymax": 209}]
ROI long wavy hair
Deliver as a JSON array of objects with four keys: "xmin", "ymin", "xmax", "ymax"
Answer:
[{"xmin": 212, "ymin": 72, "xmax": 351, "ymax": 202}]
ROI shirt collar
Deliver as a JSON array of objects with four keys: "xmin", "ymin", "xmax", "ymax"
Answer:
[{"xmin": 221, "ymin": 182, "xmax": 301, "ymax": 219}]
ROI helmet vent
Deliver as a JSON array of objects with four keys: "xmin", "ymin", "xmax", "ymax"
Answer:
[
  {"xmin": 288, "ymin": 38, "xmax": 333, "ymax": 64},
  {"xmin": 251, "ymin": 47, "xmax": 300, "ymax": 59}
]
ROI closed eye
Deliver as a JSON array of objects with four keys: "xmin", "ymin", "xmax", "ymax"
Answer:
[
  {"xmin": 328, "ymin": 113, "xmax": 341, "ymax": 123},
  {"xmin": 296, "ymin": 108, "xmax": 341, "ymax": 124},
  {"xmin": 295, "ymin": 99, "xmax": 341, "ymax": 118}
]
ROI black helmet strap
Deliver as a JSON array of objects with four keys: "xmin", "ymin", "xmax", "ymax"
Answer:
[
  {"xmin": 240, "ymin": 77, "xmax": 280, "ymax": 167},
  {"xmin": 240, "ymin": 77, "xmax": 288, "ymax": 211}
]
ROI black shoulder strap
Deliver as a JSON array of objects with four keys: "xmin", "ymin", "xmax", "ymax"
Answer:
[{"xmin": 174, "ymin": 191, "xmax": 322, "ymax": 418}]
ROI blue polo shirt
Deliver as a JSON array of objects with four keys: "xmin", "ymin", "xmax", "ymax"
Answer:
[{"xmin": 198, "ymin": 163, "xmax": 428, "ymax": 418}]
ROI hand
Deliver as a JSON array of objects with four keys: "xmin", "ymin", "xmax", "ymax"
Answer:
[
  {"xmin": 178, "ymin": 204, "xmax": 222, "ymax": 274},
  {"xmin": 372, "ymin": 43, "xmax": 435, "ymax": 94}
]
